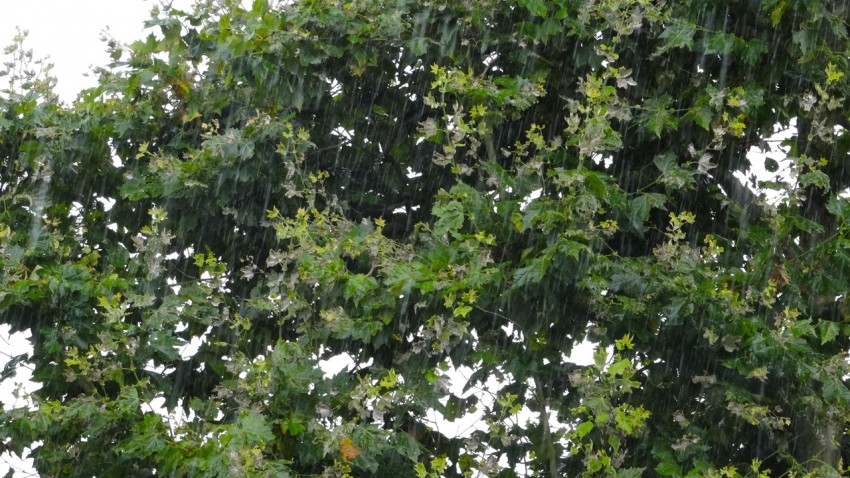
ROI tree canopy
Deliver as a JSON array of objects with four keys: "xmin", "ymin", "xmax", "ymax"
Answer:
[{"xmin": 2, "ymin": 0, "xmax": 850, "ymax": 476}]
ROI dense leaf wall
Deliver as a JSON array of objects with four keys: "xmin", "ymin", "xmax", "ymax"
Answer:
[{"xmin": 1, "ymin": 0, "xmax": 849, "ymax": 476}]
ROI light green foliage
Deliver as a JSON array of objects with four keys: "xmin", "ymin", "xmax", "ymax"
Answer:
[{"xmin": 2, "ymin": 0, "xmax": 850, "ymax": 476}]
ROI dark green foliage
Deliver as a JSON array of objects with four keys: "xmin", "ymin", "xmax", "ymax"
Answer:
[{"xmin": 2, "ymin": 0, "xmax": 849, "ymax": 476}]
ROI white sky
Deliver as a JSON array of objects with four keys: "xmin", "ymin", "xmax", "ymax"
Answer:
[{"xmin": 1, "ymin": 1, "xmax": 174, "ymax": 101}]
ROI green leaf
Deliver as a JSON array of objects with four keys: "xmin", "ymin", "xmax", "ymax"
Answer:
[
  {"xmin": 575, "ymin": 421, "xmax": 594, "ymax": 439},
  {"xmin": 822, "ymin": 379, "xmax": 850, "ymax": 406},
  {"xmin": 235, "ymin": 413, "xmax": 274, "ymax": 445},
  {"xmin": 344, "ymin": 273, "xmax": 378, "ymax": 305},
  {"xmin": 395, "ymin": 431, "xmax": 422, "ymax": 461},
  {"xmin": 800, "ymin": 169, "xmax": 830, "ymax": 191},
  {"xmin": 607, "ymin": 358, "xmax": 631, "ymax": 377},
  {"xmin": 453, "ymin": 305, "xmax": 472, "ymax": 318},
  {"xmin": 819, "ymin": 321, "xmax": 840, "ymax": 345},
  {"xmin": 656, "ymin": 461, "xmax": 683, "ymax": 477},
  {"xmin": 584, "ymin": 171, "xmax": 607, "ymax": 200},
  {"xmin": 643, "ymin": 96, "xmax": 677, "ymax": 138},
  {"xmin": 825, "ymin": 62, "xmax": 845, "ymax": 85},
  {"xmin": 629, "ymin": 193, "xmax": 667, "ymax": 231},
  {"xmin": 593, "ymin": 346, "xmax": 609, "ymax": 370},
  {"xmin": 705, "ymin": 32, "xmax": 736, "ymax": 55},
  {"xmin": 513, "ymin": 256, "xmax": 550, "ymax": 288},
  {"xmin": 385, "ymin": 263, "xmax": 421, "ymax": 295},
  {"xmin": 688, "ymin": 105, "xmax": 713, "ymax": 130},
  {"xmin": 521, "ymin": 0, "xmax": 548, "ymax": 17},
  {"xmin": 653, "ymin": 153, "xmax": 695, "ymax": 189},
  {"xmin": 432, "ymin": 200, "xmax": 465, "ymax": 237},
  {"xmin": 653, "ymin": 19, "xmax": 696, "ymax": 57},
  {"xmin": 792, "ymin": 29, "xmax": 817, "ymax": 56},
  {"xmin": 770, "ymin": 0, "xmax": 786, "ymax": 27},
  {"xmin": 618, "ymin": 468, "xmax": 646, "ymax": 478},
  {"xmin": 826, "ymin": 196, "xmax": 850, "ymax": 222},
  {"xmin": 408, "ymin": 37, "xmax": 429, "ymax": 56}
]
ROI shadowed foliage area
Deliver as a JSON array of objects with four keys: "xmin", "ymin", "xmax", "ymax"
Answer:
[{"xmin": 2, "ymin": 0, "xmax": 850, "ymax": 476}]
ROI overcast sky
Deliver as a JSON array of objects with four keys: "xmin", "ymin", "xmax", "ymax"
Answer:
[{"xmin": 0, "ymin": 0, "xmax": 193, "ymax": 101}]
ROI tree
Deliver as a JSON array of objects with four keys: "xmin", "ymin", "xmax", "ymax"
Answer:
[{"xmin": 1, "ymin": 0, "xmax": 849, "ymax": 476}]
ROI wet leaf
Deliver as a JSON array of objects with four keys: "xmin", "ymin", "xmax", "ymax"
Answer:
[
  {"xmin": 653, "ymin": 19, "xmax": 696, "ymax": 57},
  {"xmin": 339, "ymin": 437, "xmax": 362, "ymax": 461}
]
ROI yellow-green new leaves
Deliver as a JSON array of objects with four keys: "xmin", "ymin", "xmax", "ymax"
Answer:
[
  {"xmin": 825, "ymin": 62, "xmax": 845, "ymax": 85},
  {"xmin": 568, "ymin": 340, "xmax": 649, "ymax": 477}
]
